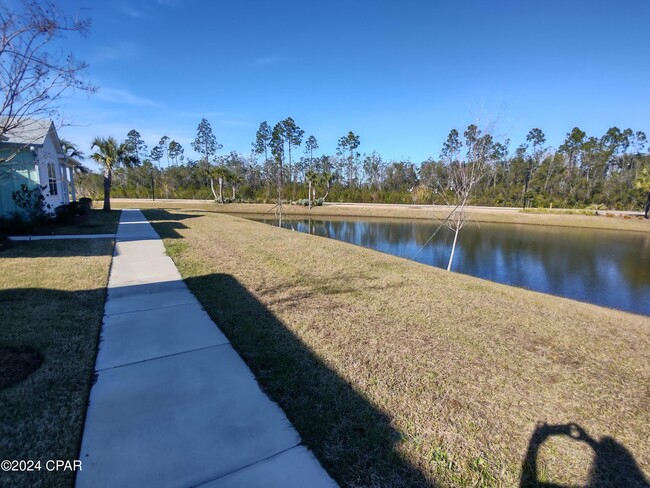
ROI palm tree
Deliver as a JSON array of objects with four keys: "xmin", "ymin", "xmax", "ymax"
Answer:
[
  {"xmin": 305, "ymin": 169, "xmax": 318, "ymax": 208},
  {"xmin": 317, "ymin": 171, "xmax": 333, "ymax": 202},
  {"xmin": 212, "ymin": 165, "xmax": 232, "ymax": 203},
  {"xmin": 227, "ymin": 171, "xmax": 243, "ymax": 200},
  {"xmin": 90, "ymin": 136, "xmax": 135, "ymax": 211},
  {"xmin": 60, "ymin": 138, "xmax": 90, "ymax": 174}
]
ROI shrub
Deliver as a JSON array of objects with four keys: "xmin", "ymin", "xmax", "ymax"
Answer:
[
  {"xmin": 0, "ymin": 211, "xmax": 32, "ymax": 233},
  {"xmin": 411, "ymin": 185, "xmax": 433, "ymax": 204},
  {"xmin": 11, "ymin": 184, "xmax": 51, "ymax": 222},
  {"xmin": 78, "ymin": 197, "xmax": 92, "ymax": 214},
  {"xmin": 55, "ymin": 204, "xmax": 76, "ymax": 224},
  {"xmin": 587, "ymin": 203, "xmax": 607, "ymax": 211},
  {"xmin": 56, "ymin": 200, "xmax": 94, "ymax": 224}
]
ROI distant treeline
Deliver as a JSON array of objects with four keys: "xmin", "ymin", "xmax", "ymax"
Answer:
[{"xmin": 77, "ymin": 122, "xmax": 650, "ymax": 210}]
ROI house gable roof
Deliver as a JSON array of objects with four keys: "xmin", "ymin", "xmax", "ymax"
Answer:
[
  {"xmin": 0, "ymin": 118, "xmax": 83, "ymax": 167},
  {"xmin": 0, "ymin": 117, "xmax": 55, "ymax": 146}
]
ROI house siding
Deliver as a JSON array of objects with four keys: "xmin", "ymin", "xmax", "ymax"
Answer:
[
  {"xmin": 0, "ymin": 149, "xmax": 41, "ymax": 218},
  {"xmin": 0, "ymin": 121, "xmax": 73, "ymax": 218}
]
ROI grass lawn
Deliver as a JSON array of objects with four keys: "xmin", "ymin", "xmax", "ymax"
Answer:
[
  {"xmin": 144, "ymin": 207, "xmax": 649, "ymax": 487},
  {"xmin": 0, "ymin": 239, "xmax": 113, "ymax": 488}
]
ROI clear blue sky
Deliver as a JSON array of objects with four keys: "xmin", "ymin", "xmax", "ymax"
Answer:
[{"xmin": 53, "ymin": 0, "xmax": 650, "ymax": 169}]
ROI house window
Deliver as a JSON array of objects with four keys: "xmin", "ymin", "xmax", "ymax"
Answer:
[{"xmin": 47, "ymin": 163, "xmax": 58, "ymax": 196}]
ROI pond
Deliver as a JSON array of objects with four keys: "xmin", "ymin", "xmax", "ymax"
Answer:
[{"xmin": 243, "ymin": 214, "xmax": 650, "ymax": 316}]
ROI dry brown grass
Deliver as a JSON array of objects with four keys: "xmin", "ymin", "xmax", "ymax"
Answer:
[{"xmin": 145, "ymin": 207, "xmax": 649, "ymax": 487}]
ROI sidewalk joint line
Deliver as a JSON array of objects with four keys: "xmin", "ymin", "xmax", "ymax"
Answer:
[
  {"xmin": 193, "ymin": 444, "xmax": 303, "ymax": 487},
  {"xmin": 95, "ymin": 342, "xmax": 230, "ymax": 373},
  {"xmin": 104, "ymin": 300, "xmax": 200, "ymax": 316}
]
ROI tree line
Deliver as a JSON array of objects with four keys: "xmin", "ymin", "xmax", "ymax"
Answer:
[
  {"xmin": 79, "ymin": 118, "xmax": 650, "ymax": 211},
  {"xmin": 0, "ymin": 1, "xmax": 647, "ymax": 212}
]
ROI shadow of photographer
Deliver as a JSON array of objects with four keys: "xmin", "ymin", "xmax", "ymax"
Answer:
[{"xmin": 520, "ymin": 422, "xmax": 649, "ymax": 488}]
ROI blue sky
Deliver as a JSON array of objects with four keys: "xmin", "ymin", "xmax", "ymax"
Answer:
[{"xmin": 52, "ymin": 0, "xmax": 650, "ymax": 169}]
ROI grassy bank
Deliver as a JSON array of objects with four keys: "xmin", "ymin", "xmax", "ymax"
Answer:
[
  {"xmin": 144, "ymin": 207, "xmax": 649, "ymax": 487},
  {"xmin": 113, "ymin": 199, "xmax": 650, "ymax": 233},
  {"xmin": 0, "ymin": 239, "xmax": 114, "ymax": 488}
]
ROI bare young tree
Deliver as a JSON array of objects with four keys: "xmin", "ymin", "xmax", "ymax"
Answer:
[
  {"xmin": 440, "ymin": 125, "xmax": 495, "ymax": 271},
  {"xmin": 0, "ymin": 1, "xmax": 95, "ymax": 146}
]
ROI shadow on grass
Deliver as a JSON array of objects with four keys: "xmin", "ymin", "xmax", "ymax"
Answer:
[
  {"xmin": 143, "ymin": 208, "xmax": 203, "ymax": 223},
  {"xmin": 140, "ymin": 209, "xmax": 197, "ymax": 239},
  {"xmin": 0, "ymin": 210, "xmax": 121, "ymax": 237},
  {"xmin": 0, "ymin": 345, "xmax": 43, "ymax": 390},
  {"xmin": 149, "ymin": 211, "xmax": 204, "ymax": 221},
  {"xmin": 0, "ymin": 238, "xmax": 114, "ymax": 258},
  {"xmin": 183, "ymin": 272, "xmax": 432, "ymax": 487},
  {"xmin": 0, "ymin": 286, "xmax": 105, "ymax": 488},
  {"xmin": 519, "ymin": 422, "xmax": 649, "ymax": 488}
]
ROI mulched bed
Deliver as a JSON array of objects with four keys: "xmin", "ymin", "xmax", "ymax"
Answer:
[{"xmin": 0, "ymin": 345, "xmax": 43, "ymax": 390}]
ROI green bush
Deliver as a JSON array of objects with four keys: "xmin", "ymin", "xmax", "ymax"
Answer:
[
  {"xmin": 56, "ymin": 199, "xmax": 94, "ymax": 224},
  {"xmin": 0, "ymin": 212, "xmax": 26, "ymax": 233},
  {"xmin": 11, "ymin": 185, "xmax": 51, "ymax": 222},
  {"xmin": 55, "ymin": 204, "xmax": 76, "ymax": 224},
  {"xmin": 78, "ymin": 197, "xmax": 93, "ymax": 214}
]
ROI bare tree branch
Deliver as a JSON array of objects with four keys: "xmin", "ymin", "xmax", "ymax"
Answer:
[{"xmin": 0, "ymin": 1, "xmax": 95, "ymax": 150}]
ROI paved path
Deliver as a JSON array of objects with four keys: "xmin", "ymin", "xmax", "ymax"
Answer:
[{"xmin": 76, "ymin": 209, "xmax": 336, "ymax": 487}]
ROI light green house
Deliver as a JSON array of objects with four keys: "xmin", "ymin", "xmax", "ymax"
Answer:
[{"xmin": 0, "ymin": 118, "xmax": 80, "ymax": 218}]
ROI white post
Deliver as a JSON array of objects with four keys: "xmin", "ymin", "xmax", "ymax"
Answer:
[
  {"xmin": 69, "ymin": 166, "xmax": 77, "ymax": 201},
  {"xmin": 60, "ymin": 164, "xmax": 69, "ymax": 203}
]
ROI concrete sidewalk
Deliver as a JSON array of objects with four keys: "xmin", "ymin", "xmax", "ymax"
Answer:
[{"xmin": 76, "ymin": 209, "xmax": 336, "ymax": 487}]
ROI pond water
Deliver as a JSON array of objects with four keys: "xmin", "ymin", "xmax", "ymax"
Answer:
[{"xmin": 243, "ymin": 214, "xmax": 650, "ymax": 316}]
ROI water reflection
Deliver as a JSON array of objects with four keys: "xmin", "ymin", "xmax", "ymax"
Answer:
[{"xmin": 245, "ymin": 214, "xmax": 650, "ymax": 316}]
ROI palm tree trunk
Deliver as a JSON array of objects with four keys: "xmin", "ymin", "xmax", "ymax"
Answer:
[
  {"xmin": 209, "ymin": 178, "xmax": 218, "ymax": 201},
  {"xmin": 322, "ymin": 180, "xmax": 331, "ymax": 202},
  {"xmin": 103, "ymin": 167, "xmax": 112, "ymax": 211}
]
